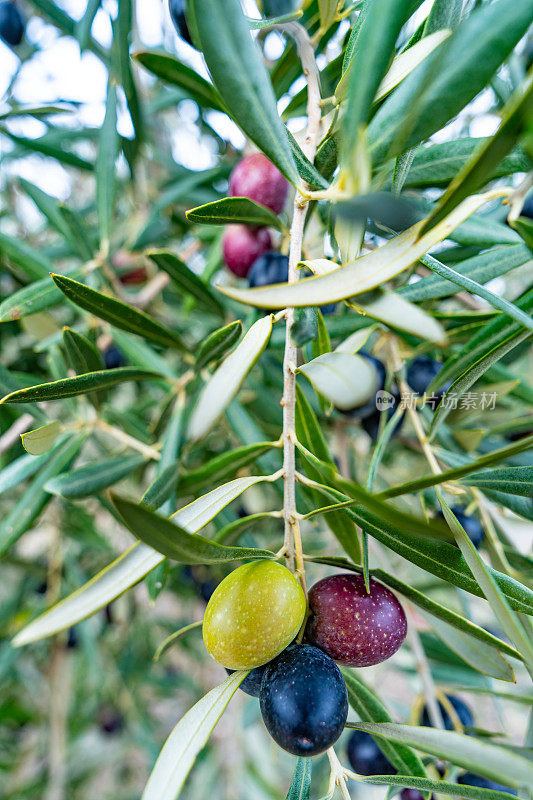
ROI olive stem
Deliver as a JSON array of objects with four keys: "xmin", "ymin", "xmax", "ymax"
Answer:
[
  {"xmin": 326, "ymin": 747, "xmax": 353, "ymax": 800},
  {"xmin": 281, "ymin": 23, "xmax": 322, "ymax": 578},
  {"xmin": 405, "ymin": 602, "xmax": 446, "ymax": 730},
  {"xmin": 95, "ymin": 419, "xmax": 162, "ymax": 461}
]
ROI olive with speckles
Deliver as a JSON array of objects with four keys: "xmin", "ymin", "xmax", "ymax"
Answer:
[
  {"xmin": 259, "ymin": 643, "xmax": 348, "ymax": 756},
  {"xmin": 203, "ymin": 561, "xmax": 306, "ymax": 669},
  {"xmin": 305, "ymin": 573, "xmax": 407, "ymax": 667}
]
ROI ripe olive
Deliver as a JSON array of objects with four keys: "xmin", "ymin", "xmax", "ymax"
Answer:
[
  {"xmin": 222, "ymin": 225, "xmax": 272, "ymax": 278},
  {"xmin": 346, "ymin": 730, "xmax": 395, "ymax": 775},
  {"xmin": 305, "ymin": 573, "xmax": 407, "ymax": 667},
  {"xmin": 421, "ymin": 694, "xmax": 473, "ymax": 731},
  {"xmin": 437, "ymin": 507, "xmax": 484, "ymax": 549},
  {"xmin": 259, "ymin": 644, "xmax": 348, "ymax": 756},
  {"xmin": 225, "ymin": 664, "xmax": 267, "ymax": 697},
  {"xmin": 458, "ymin": 772, "xmax": 516, "ymax": 795},
  {"xmin": 229, "ymin": 153, "xmax": 289, "ymax": 215},
  {"xmin": 203, "ymin": 561, "xmax": 306, "ymax": 669}
]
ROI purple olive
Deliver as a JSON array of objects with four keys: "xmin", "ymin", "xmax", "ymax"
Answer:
[{"xmin": 305, "ymin": 573, "xmax": 407, "ymax": 667}]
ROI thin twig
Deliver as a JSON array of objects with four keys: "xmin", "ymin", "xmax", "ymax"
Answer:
[
  {"xmin": 280, "ymin": 22, "xmax": 322, "ymax": 578},
  {"xmin": 95, "ymin": 419, "xmax": 162, "ymax": 461},
  {"xmin": 0, "ymin": 413, "xmax": 33, "ymax": 453}
]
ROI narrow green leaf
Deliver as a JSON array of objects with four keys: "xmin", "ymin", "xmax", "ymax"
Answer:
[
  {"xmin": 359, "ymin": 775, "xmax": 517, "ymax": 800},
  {"xmin": 368, "ymin": 0, "xmax": 533, "ymax": 165},
  {"xmin": 0, "ymin": 271, "xmax": 80, "ymax": 322},
  {"xmin": 0, "ymin": 435, "xmax": 85, "ymax": 557},
  {"xmin": 195, "ymin": 320, "xmax": 243, "ymax": 371},
  {"xmin": 45, "ymin": 455, "xmax": 145, "ymax": 499},
  {"xmin": 422, "ymin": 612, "xmax": 515, "ymax": 681},
  {"xmin": 400, "ymin": 244, "xmax": 531, "ymax": 302},
  {"xmin": 0, "ymin": 452, "xmax": 53, "ymax": 496},
  {"xmin": 97, "ymin": 81, "xmax": 119, "ymax": 253},
  {"xmin": 133, "ymin": 50, "xmax": 225, "ymax": 111},
  {"xmin": 0, "ymin": 367, "xmax": 160, "ymax": 404},
  {"xmin": 186, "ymin": 197, "xmax": 282, "ymax": 229},
  {"xmin": 147, "ymin": 250, "xmax": 224, "ymax": 317},
  {"xmin": 180, "ymin": 441, "xmax": 277, "ymax": 495},
  {"xmin": 62, "ymin": 327, "xmax": 104, "ymax": 374},
  {"xmin": 154, "ymin": 621, "xmax": 203, "ymax": 662},
  {"xmin": 188, "ymin": 315, "xmax": 273, "ymax": 441},
  {"xmin": 460, "ymin": 465, "xmax": 533, "ymax": 496},
  {"xmin": 419, "ymin": 252, "xmax": 533, "ymax": 331},
  {"xmin": 0, "ymin": 231, "xmax": 54, "ymax": 281},
  {"xmin": 140, "ymin": 462, "xmax": 181, "ymax": 512},
  {"xmin": 111, "ymin": 493, "xmax": 275, "ymax": 564},
  {"xmin": 352, "ymin": 722, "xmax": 533, "ymax": 791},
  {"xmin": 21, "ymin": 421, "xmax": 64, "ymax": 456},
  {"xmin": 286, "ymin": 758, "xmax": 311, "ymax": 800},
  {"xmin": 12, "ymin": 474, "xmax": 279, "ymax": 645},
  {"xmin": 342, "ymin": 670, "xmax": 427, "ymax": 777},
  {"xmin": 422, "ymin": 71, "xmax": 533, "ymax": 234},
  {"xmin": 141, "ymin": 672, "xmax": 248, "ymax": 800},
  {"xmin": 189, "ymin": 0, "xmax": 298, "ymax": 183},
  {"xmin": 341, "ymin": 0, "xmax": 416, "ymax": 160},
  {"xmin": 437, "ymin": 493, "xmax": 533, "ymax": 677},
  {"xmin": 430, "ymin": 330, "xmax": 531, "ymax": 438},
  {"xmin": 51, "ymin": 274, "xmax": 186, "ymax": 350}
]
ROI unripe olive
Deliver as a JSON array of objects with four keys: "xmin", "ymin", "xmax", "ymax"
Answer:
[{"xmin": 203, "ymin": 561, "xmax": 306, "ymax": 669}]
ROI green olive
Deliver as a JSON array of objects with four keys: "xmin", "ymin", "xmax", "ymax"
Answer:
[{"xmin": 202, "ymin": 561, "xmax": 306, "ymax": 669}]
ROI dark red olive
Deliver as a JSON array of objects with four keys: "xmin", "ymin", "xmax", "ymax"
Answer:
[
  {"xmin": 305, "ymin": 573, "xmax": 407, "ymax": 667},
  {"xmin": 222, "ymin": 225, "xmax": 272, "ymax": 278},
  {"xmin": 229, "ymin": 153, "xmax": 289, "ymax": 215}
]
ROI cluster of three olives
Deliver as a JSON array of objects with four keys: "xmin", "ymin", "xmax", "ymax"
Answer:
[{"xmin": 202, "ymin": 561, "xmax": 407, "ymax": 756}]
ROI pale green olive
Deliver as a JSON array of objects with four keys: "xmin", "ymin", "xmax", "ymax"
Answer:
[{"xmin": 202, "ymin": 560, "xmax": 306, "ymax": 669}]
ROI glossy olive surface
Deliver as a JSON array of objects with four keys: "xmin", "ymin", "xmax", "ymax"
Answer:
[
  {"xmin": 305, "ymin": 573, "xmax": 407, "ymax": 667},
  {"xmin": 225, "ymin": 664, "xmax": 267, "ymax": 697},
  {"xmin": 259, "ymin": 644, "xmax": 348, "ymax": 756},
  {"xmin": 421, "ymin": 694, "xmax": 473, "ymax": 730},
  {"xmin": 222, "ymin": 225, "xmax": 272, "ymax": 277},
  {"xmin": 437, "ymin": 506, "xmax": 484, "ymax": 549},
  {"xmin": 346, "ymin": 730, "xmax": 395, "ymax": 775},
  {"xmin": 203, "ymin": 561, "xmax": 306, "ymax": 669},
  {"xmin": 229, "ymin": 154, "xmax": 289, "ymax": 215}
]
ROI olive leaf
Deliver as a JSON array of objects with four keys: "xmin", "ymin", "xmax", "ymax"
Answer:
[
  {"xmin": 12, "ymin": 473, "xmax": 280, "ymax": 646},
  {"xmin": 141, "ymin": 672, "xmax": 249, "ymax": 800},
  {"xmin": 188, "ymin": 315, "xmax": 273, "ymax": 441}
]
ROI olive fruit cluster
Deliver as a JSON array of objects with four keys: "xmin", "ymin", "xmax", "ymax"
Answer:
[
  {"xmin": 0, "ymin": 1, "xmax": 24, "ymax": 46},
  {"xmin": 222, "ymin": 154, "xmax": 289, "ymax": 277},
  {"xmin": 203, "ymin": 563, "xmax": 408, "ymax": 757}
]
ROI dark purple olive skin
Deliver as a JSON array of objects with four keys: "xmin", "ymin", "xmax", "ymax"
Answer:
[
  {"xmin": 346, "ymin": 730, "xmax": 395, "ymax": 775},
  {"xmin": 104, "ymin": 346, "xmax": 125, "ymax": 370},
  {"xmin": 248, "ymin": 252, "xmax": 336, "ymax": 314},
  {"xmin": 458, "ymin": 772, "xmax": 516, "ymax": 795},
  {"xmin": 401, "ymin": 790, "xmax": 427, "ymax": 800},
  {"xmin": 519, "ymin": 195, "xmax": 533, "ymax": 219},
  {"xmin": 226, "ymin": 664, "xmax": 267, "ymax": 697},
  {"xmin": 361, "ymin": 387, "xmax": 403, "ymax": 441},
  {"xmin": 168, "ymin": 0, "xmax": 193, "ymax": 45},
  {"xmin": 406, "ymin": 356, "xmax": 450, "ymax": 397},
  {"xmin": 259, "ymin": 644, "xmax": 348, "ymax": 756},
  {"xmin": 437, "ymin": 507, "xmax": 484, "ymax": 549},
  {"xmin": 305, "ymin": 574, "xmax": 407, "ymax": 667},
  {"xmin": 422, "ymin": 694, "xmax": 473, "ymax": 730},
  {"xmin": 0, "ymin": 2, "xmax": 24, "ymax": 46}
]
